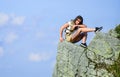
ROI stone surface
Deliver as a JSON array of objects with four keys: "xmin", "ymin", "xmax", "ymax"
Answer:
[{"xmin": 53, "ymin": 31, "xmax": 120, "ymax": 77}]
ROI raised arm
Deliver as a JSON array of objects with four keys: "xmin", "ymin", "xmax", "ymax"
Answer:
[
  {"xmin": 59, "ymin": 23, "xmax": 69, "ymax": 42},
  {"xmin": 77, "ymin": 24, "xmax": 87, "ymax": 28}
]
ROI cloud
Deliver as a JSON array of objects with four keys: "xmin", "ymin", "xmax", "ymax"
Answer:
[
  {"xmin": 0, "ymin": 12, "xmax": 26, "ymax": 27},
  {"xmin": 0, "ymin": 13, "xmax": 9, "ymax": 26},
  {"xmin": 29, "ymin": 52, "xmax": 52, "ymax": 62},
  {"xmin": 11, "ymin": 15, "xmax": 25, "ymax": 25},
  {"xmin": 4, "ymin": 32, "xmax": 19, "ymax": 44},
  {"xmin": 35, "ymin": 31, "xmax": 46, "ymax": 39},
  {"xmin": 0, "ymin": 47, "xmax": 4, "ymax": 57}
]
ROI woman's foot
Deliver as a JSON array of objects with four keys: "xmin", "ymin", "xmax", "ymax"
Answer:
[
  {"xmin": 80, "ymin": 43, "xmax": 87, "ymax": 48},
  {"xmin": 95, "ymin": 26, "xmax": 103, "ymax": 32}
]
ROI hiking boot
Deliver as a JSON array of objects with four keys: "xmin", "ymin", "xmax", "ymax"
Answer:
[
  {"xmin": 95, "ymin": 26, "xmax": 103, "ymax": 32},
  {"xmin": 80, "ymin": 43, "xmax": 87, "ymax": 48}
]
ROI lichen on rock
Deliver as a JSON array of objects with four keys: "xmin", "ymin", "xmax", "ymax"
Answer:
[{"xmin": 53, "ymin": 30, "xmax": 120, "ymax": 77}]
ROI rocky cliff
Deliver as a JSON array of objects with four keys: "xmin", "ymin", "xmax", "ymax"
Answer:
[{"xmin": 53, "ymin": 29, "xmax": 120, "ymax": 77}]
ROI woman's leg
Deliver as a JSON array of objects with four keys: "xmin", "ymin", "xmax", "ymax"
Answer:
[
  {"xmin": 81, "ymin": 32, "xmax": 87, "ymax": 43},
  {"xmin": 71, "ymin": 28, "xmax": 95, "ymax": 41},
  {"xmin": 71, "ymin": 32, "xmax": 87, "ymax": 43}
]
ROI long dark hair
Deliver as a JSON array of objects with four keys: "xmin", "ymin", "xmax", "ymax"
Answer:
[{"xmin": 73, "ymin": 15, "xmax": 83, "ymax": 25}]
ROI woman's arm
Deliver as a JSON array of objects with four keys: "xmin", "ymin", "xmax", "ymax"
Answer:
[
  {"xmin": 59, "ymin": 23, "xmax": 69, "ymax": 42},
  {"xmin": 72, "ymin": 24, "xmax": 87, "ymax": 30},
  {"xmin": 77, "ymin": 24, "xmax": 87, "ymax": 28}
]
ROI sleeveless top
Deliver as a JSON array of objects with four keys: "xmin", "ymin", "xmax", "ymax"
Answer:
[{"xmin": 65, "ymin": 20, "xmax": 77, "ymax": 35}]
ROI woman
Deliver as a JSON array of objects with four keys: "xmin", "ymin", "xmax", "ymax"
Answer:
[{"xmin": 59, "ymin": 15, "xmax": 102, "ymax": 48}]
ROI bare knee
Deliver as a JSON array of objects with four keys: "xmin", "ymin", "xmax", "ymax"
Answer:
[
  {"xmin": 78, "ymin": 28, "xmax": 82, "ymax": 32},
  {"xmin": 83, "ymin": 25, "xmax": 87, "ymax": 28},
  {"xmin": 77, "ymin": 28, "xmax": 88, "ymax": 33}
]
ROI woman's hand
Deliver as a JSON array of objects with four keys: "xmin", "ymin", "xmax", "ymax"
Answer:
[{"xmin": 60, "ymin": 37, "xmax": 64, "ymax": 42}]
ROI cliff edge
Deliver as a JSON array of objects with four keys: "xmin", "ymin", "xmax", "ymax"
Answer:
[{"xmin": 53, "ymin": 29, "xmax": 120, "ymax": 77}]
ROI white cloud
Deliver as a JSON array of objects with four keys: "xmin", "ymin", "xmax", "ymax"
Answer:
[
  {"xmin": 0, "ymin": 47, "xmax": 4, "ymax": 57},
  {"xmin": 35, "ymin": 31, "xmax": 46, "ymax": 39},
  {"xmin": 0, "ymin": 13, "xmax": 9, "ymax": 26},
  {"xmin": 4, "ymin": 32, "xmax": 19, "ymax": 44},
  {"xmin": 11, "ymin": 15, "xmax": 25, "ymax": 25},
  {"xmin": 0, "ymin": 12, "xmax": 26, "ymax": 27},
  {"xmin": 29, "ymin": 52, "xmax": 51, "ymax": 62}
]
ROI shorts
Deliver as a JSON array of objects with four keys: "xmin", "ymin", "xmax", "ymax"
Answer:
[
  {"xmin": 65, "ymin": 34, "xmax": 72, "ymax": 42},
  {"xmin": 65, "ymin": 32, "xmax": 86, "ymax": 43}
]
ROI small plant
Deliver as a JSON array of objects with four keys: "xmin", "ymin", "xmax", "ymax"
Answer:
[
  {"xmin": 107, "ymin": 53, "xmax": 120, "ymax": 77},
  {"xmin": 115, "ymin": 24, "xmax": 120, "ymax": 39}
]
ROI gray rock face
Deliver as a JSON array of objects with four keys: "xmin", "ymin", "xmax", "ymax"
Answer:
[{"xmin": 53, "ymin": 32, "xmax": 120, "ymax": 77}]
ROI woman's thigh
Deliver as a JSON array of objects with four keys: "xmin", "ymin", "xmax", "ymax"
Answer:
[{"xmin": 71, "ymin": 33, "xmax": 85, "ymax": 43}]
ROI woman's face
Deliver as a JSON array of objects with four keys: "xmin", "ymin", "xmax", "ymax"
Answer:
[{"xmin": 75, "ymin": 19, "xmax": 81, "ymax": 25}]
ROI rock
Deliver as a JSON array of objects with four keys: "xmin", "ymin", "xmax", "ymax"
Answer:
[{"xmin": 53, "ymin": 32, "xmax": 120, "ymax": 77}]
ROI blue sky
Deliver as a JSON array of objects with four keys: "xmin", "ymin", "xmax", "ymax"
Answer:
[{"xmin": 0, "ymin": 0, "xmax": 120, "ymax": 77}]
